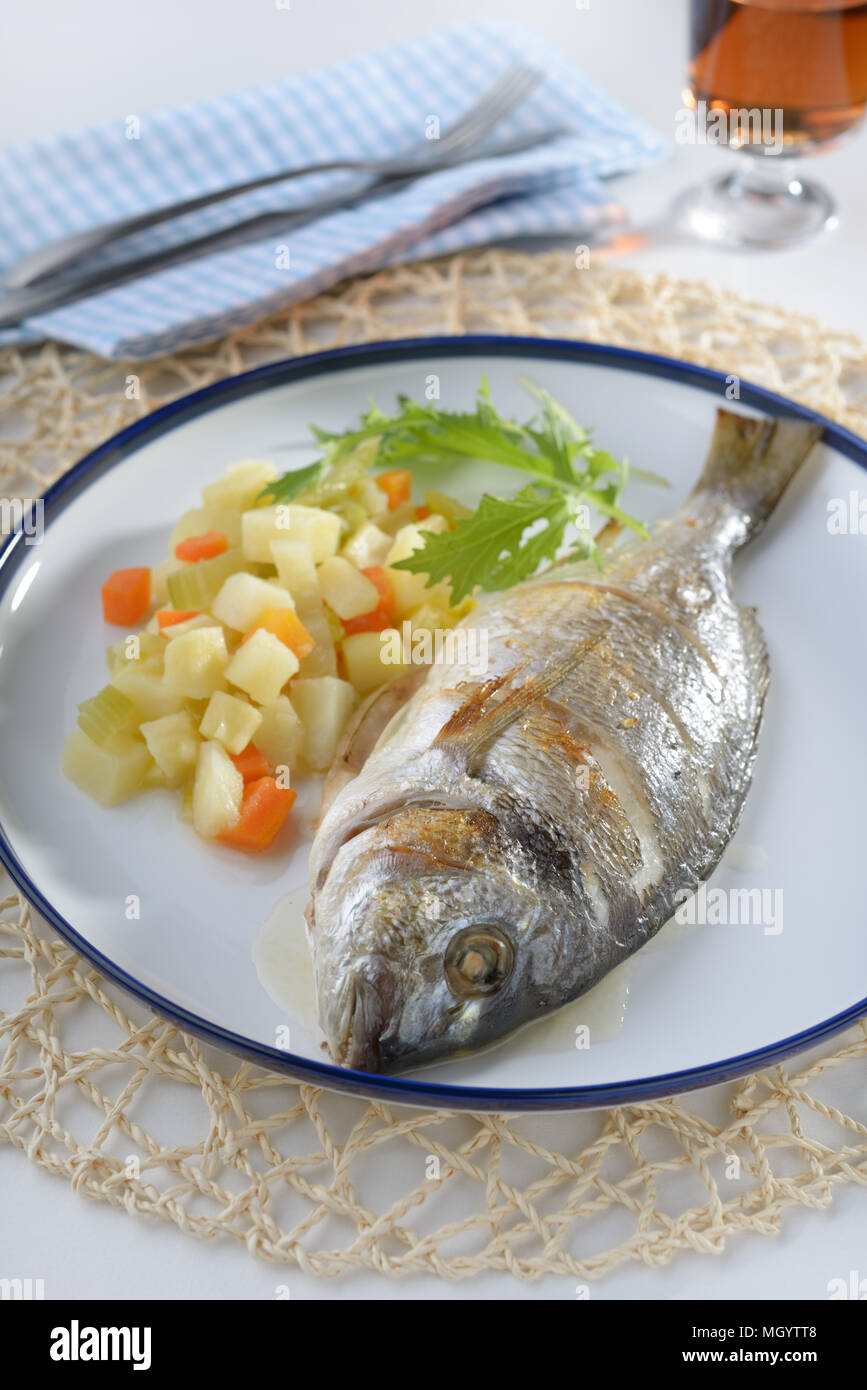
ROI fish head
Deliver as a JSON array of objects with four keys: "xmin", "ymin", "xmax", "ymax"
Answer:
[{"xmin": 312, "ymin": 803, "xmax": 553, "ymax": 1072}]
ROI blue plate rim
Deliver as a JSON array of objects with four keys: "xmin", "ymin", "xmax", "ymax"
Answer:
[{"xmin": 1, "ymin": 333, "xmax": 865, "ymax": 1112}]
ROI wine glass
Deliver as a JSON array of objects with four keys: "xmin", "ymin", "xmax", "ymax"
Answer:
[{"xmin": 678, "ymin": 0, "xmax": 867, "ymax": 249}]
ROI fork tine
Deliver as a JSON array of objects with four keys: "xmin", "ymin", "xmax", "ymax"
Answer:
[{"xmin": 436, "ymin": 65, "xmax": 542, "ymax": 157}]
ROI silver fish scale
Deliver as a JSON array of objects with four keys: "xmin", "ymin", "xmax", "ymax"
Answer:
[{"xmin": 308, "ymin": 409, "xmax": 820, "ymax": 1070}]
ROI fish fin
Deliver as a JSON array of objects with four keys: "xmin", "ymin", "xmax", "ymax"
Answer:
[
  {"xmin": 434, "ymin": 642, "xmax": 596, "ymax": 769},
  {"xmin": 320, "ymin": 667, "xmax": 427, "ymax": 815},
  {"xmin": 685, "ymin": 408, "xmax": 822, "ymax": 546}
]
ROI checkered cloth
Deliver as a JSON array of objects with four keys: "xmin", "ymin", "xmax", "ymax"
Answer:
[{"xmin": 0, "ymin": 20, "xmax": 665, "ymax": 359}]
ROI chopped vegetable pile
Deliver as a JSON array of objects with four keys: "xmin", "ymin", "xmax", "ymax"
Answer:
[{"xmin": 64, "ymin": 380, "xmax": 651, "ymax": 852}]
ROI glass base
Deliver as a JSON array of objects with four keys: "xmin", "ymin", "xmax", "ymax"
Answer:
[{"xmin": 675, "ymin": 167, "xmax": 838, "ymax": 250}]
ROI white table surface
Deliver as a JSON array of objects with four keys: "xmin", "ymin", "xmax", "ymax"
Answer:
[{"xmin": 2, "ymin": 0, "xmax": 865, "ymax": 1301}]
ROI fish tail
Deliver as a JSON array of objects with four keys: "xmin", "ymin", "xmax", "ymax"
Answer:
[{"xmin": 686, "ymin": 408, "xmax": 822, "ymax": 546}]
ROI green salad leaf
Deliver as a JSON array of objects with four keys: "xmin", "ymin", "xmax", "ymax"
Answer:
[{"xmin": 263, "ymin": 379, "xmax": 662, "ymax": 600}]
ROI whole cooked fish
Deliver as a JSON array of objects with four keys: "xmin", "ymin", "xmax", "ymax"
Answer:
[{"xmin": 307, "ymin": 409, "xmax": 820, "ymax": 1072}]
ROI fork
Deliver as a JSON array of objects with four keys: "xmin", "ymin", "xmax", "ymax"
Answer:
[
  {"xmin": 0, "ymin": 126, "xmax": 568, "ymax": 329},
  {"xmin": 4, "ymin": 65, "xmax": 542, "ymax": 291}
]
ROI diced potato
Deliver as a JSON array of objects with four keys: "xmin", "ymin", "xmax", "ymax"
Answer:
[
  {"xmin": 224, "ymin": 628, "xmax": 299, "ymax": 705},
  {"xmin": 242, "ymin": 503, "xmax": 342, "ymax": 564},
  {"xmin": 62, "ymin": 730, "xmax": 152, "ymax": 806},
  {"xmin": 417, "ymin": 513, "xmax": 451, "ymax": 535},
  {"xmin": 192, "ymin": 740, "xmax": 243, "ymax": 838},
  {"xmin": 290, "ymin": 676, "xmax": 356, "ymax": 771},
  {"xmin": 111, "ymin": 664, "xmax": 180, "ymax": 721},
  {"xmin": 317, "ymin": 556, "xmax": 380, "ymax": 620},
  {"xmin": 169, "ymin": 505, "xmax": 242, "ymax": 551},
  {"xmin": 161, "ymin": 613, "xmax": 222, "ymax": 641},
  {"xmin": 406, "ymin": 602, "xmax": 452, "ymax": 638},
  {"xmin": 107, "ymin": 632, "xmax": 165, "ymax": 677},
  {"xmin": 163, "ymin": 626, "xmax": 229, "ymax": 699},
  {"xmin": 198, "ymin": 691, "xmax": 262, "ymax": 755},
  {"xmin": 140, "ymin": 711, "xmax": 200, "ymax": 784},
  {"xmin": 386, "ymin": 522, "xmax": 433, "ymax": 564},
  {"xmin": 201, "ymin": 459, "xmax": 278, "ymax": 512},
  {"xmin": 340, "ymin": 520, "xmax": 392, "ymax": 570},
  {"xmin": 384, "ymin": 523, "xmax": 452, "ymax": 618},
  {"xmin": 383, "ymin": 565, "xmax": 434, "ymax": 619},
  {"xmin": 342, "ymin": 631, "xmax": 407, "ymax": 694},
  {"xmin": 352, "ymin": 476, "xmax": 390, "ymax": 519},
  {"xmin": 211, "ymin": 572, "xmax": 294, "ymax": 633},
  {"xmin": 254, "ymin": 695, "xmax": 304, "ymax": 771},
  {"xmin": 270, "ymin": 538, "xmax": 336, "ymax": 677}
]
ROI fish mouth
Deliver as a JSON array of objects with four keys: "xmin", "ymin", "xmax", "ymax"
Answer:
[{"xmin": 326, "ymin": 955, "xmax": 396, "ymax": 1072}]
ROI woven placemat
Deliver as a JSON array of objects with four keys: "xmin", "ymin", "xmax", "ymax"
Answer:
[{"xmin": 2, "ymin": 250, "xmax": 866, "ymax": 1282}]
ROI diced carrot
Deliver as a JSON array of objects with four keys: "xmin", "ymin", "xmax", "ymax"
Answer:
[
  {"xmin": 363, "ymin": 566, "xmax": 395, "ymax": 610},
  {"xmin": 244, "ymin": 607, "xmax": 315, "ymax": 658},
  {"xmin": 415, "ymin": 504, "xmax": 431, "ymax": 521},
  {"xmin": 375, "ymin": 469, "xmax": 411, "ymax": 510},
  {"xmin": 230, "ymin": 742, "xmax": 271, "ymax": 782},
  {"xmin": 156, "ymin": 608, "xmax": 200, "ymax": 632},
  {"xmin": 341, "ymin": 566, "xmax": 396, "ymax": 635},
  {"xmin": 174, "ymin": 530, "xmax": 228, "ymax": 563},
  {"xmin": 341, "ymin": 607, "xmax": 392, "ymax": 635},
  {"xmin": 218, "ymin": 776, "xmax": 296, "ymax": 851},
  {"xmin": 102, "ymin": 567, "xmax": 151, "ymax": 625}
]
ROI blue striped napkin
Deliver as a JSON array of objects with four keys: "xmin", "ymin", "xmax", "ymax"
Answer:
[{"xmin": 0, "ymin": 20, "xmax": 665, "ymax": 360}]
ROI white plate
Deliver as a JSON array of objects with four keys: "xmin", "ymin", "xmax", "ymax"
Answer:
[{"xmin": 1, "ymin": 338, "xmax": 865, "ymax": 1110}]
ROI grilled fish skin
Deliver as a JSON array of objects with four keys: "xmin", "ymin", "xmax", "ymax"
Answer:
[{"xmin": 307, "ymin": 409, "xmax": 822, "ymax": 1073}]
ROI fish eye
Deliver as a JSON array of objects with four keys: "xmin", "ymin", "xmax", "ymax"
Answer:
[{"xmin": 444, "ymin": 925, "xmax": 514, "ymax": 998}]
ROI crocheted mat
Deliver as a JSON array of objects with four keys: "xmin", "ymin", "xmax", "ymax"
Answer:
[{"xmin": 1, "ymin": 250, "xmax": 866, "ymax": 1282}]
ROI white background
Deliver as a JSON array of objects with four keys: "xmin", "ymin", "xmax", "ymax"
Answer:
[{"xmin": 2, "ymin": 0, "xmax": 866, "ymax": 1301}]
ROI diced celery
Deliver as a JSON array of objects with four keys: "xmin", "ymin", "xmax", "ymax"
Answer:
[
  {"xmin": 333, "ymin": 498, "xmax": 367, "ymax": 532},
  {"xmin": 77, "ymin": 684, "xmax": 137, "ymax": 746},
  {"xmin": 425, "ymin": 489, "xmax": 471, "ymax": 522},
  {"xmin": 378, "ymin": 501, "xmax": 416, "ymax": 535},
  {"xmin": 166, "ymin": 547, "xmax": 246, "ymax": 611},
  {"xmin": 297, "ymin": 439, "xmax": 379, "ymax": 508}
]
